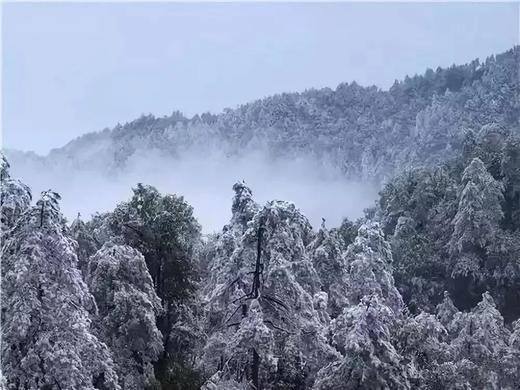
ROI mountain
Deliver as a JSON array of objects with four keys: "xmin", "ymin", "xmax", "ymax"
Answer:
[{"xmin": 7, "ymin": 47, "xmax": 519, "ymax": 183}]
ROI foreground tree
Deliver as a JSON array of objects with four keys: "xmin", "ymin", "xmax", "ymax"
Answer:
[
  {"xmin": 449, "ymin": 292, "xmax": 511, "ymax": 389},
  {"xmin": 315, "ymin": 223, "xmax": 414, "ymax": 390},
  {"xmin": 308, "ymin": 222, "xmax": 348, "ymax": 318},
  {"xmin": 1, "ymin": 191, "xmax": 119, "ymax": 389},
  {"xmin": 201, "ymin": 183, "xmax": 336, "ymax": 389},
  {"xmin": 87, "ymin": 243, "xmax": 164, "ymax": 389},
  {"xmin": 0, "ymin": 153, "xmax": 32, "ymax": 235},
  {"xmin": 71, "ymin": 213, "xmax": 99, "ymax": 274},
  {"xmin": 398, "ymin": 312, "xmax": 452, "ymax": 389},
  {"xmin": 99, "ymin": 183, "xmax": 203, "ymax": 389}
]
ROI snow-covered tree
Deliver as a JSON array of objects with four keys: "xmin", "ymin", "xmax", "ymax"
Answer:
[
  {"xmin": 449, "ymin": 292, "xmax": 511, "ymax": 389},
  {"xmin": 230, "ymin": 181, "xmax": 259, "ymax": 229},
  {"xmin": 449, "ymin": 158, "xmax": 504, "ymax": 276},
  {"xmin": 501, "ymin": 135, "xmax": 520, "ymax": 231},
  {"xmin": 202, "ymin": 182, "xmax": 260, "ymax": 310},
  {"xmin": 344, "ymin": 222, "xmax": 404, "ymax": 313},
  {"xmin": 391, "ymin": 216, "xmax": 443, "ymax": 313},
  {"xmin": 98, "ymin": 183, "xmax": 203, "ymax": 388},
  {"xmin": 315, "ymin": 295, "xmax": 413, "ymax": 390},
  {"xmin": 308, "ymin": 221, "xmax": 348, "ymax": 318},
  {"xmin": 1, "ymin": 191, "xmax": 119, "ymax": 390},
  {"xmin": 0, "ymin": 153, "xmax": 32, "ymax": 234},
  {"xmin": 447, "ymin": 158, "xmax": 504, "ymax": 309},
  {"xmin": 398, "ymin": 312, "xmax": 451, "ymax": 388},
  {"xmin": 86, "ymin": 242, "xmax": 163, "ymax": 389},
  {"xmin": 201, "ymin": 184, "xmax": 336, "ymax": 389},
  {"xmin": 71, "ymin": 213, "xmax": 99, "ymax": 274},
  {"xmin": 502, "ymin": 320, "xmax": 520, "ymax": 390},
  {"xmin": 436, "ymin": 291, "xmax": 459, "ymax": 328},
  {"xmin": 315, "ymin": 223, "xmax": 412, "ymax": 389}
]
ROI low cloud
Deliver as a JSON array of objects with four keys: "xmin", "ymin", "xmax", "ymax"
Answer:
[{"xmin": 10, "ymin": 149, "xmax": 378, "ymax": 233}]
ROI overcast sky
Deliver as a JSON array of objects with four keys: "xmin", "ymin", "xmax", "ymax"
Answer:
[{"xmin": 3, "ymin": 2, "xmax": 519, "ymax": 154}]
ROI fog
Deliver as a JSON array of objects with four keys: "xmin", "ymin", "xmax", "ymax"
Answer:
[{"xmin": 10, "ymin": 150, "xmax": 378, "ymax": 233}]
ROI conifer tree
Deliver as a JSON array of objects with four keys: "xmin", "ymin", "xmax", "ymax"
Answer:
[
  {"xmin": 71, "ymin": 213, "xmax": 99, "ymax": 274},
  {"xmin": 308, "ymin": 221, "xmax": 347, "ymax": 318},
  {"xmin": 202, "ymin": 184, "xmax": 336, "ymax": 389},
  {"xmin": 1, "ymin": 191, "xmax": 119, "ymax": 389},
  {"xmin": 0, "ymin": 153, "xmax": 32, "ymax": 235},
  {"xmin": 315, "ymin": 223, "xmax": 413, "ymax": 390},
  {"xmin": 87, "ymin": 242, "xmax": 164, "ymax": 389},
  {"xmin": 449, "ymin": 292, "xmax": 511, "ymax": 389},
  {"xmin": 103, "ymin": 183, "xmax": 202, "ymax": 388},
  {"xmin": 449, "ymin": 158, "xmax": 504, "ymax": 273},
  {"xmin": 501, "ymin": 135, "xmax": 520, "ymax": 230},
  {"xmin": 448, "ymin": 158, "xmax": 504, "ymax": 308}
]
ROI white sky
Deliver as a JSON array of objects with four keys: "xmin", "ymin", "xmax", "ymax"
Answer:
[{"xmin": 3, "ymin": 2, "xmax": 519, "ymax": 154}]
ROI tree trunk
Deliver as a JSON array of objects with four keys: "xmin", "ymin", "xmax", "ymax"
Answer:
[{"xmin": 252, "ymin": 348, "xmax": 260, "ymax": 390}]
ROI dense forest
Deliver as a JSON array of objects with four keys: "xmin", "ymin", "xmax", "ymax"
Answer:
[
  {"xmin": 7, "ymin": 47, "xmax": 519, "ymax": 181},
  {"xmin": 1, "ymin": 47, "xmax": 519, "ymax": 389}
]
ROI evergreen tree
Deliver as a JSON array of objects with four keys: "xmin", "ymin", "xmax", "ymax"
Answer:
[
  {"xmin": 87, "ymin": 242, "xmax": 163, "ymax": 389},
  {"xmin": 449, "ymin": 158, "xmax": 504, "ymax": 267},
  {"xmin": 449, "ymin": 292, "xmax": 511, "ymax": 389},
  {"xmin": 315, "ymin": 295, "xmax": 413, "ymax": 390},
  {"xmin": 391, "ymin": 216, "xmax": 442, "ymax": 313},
  {"xmin": 501, "ymin": 135, "xmax": 520, "ymax": 230},
  {"xmin": 71, "ymin": 213, "xmax": 99, "ymax": 274},
  {"xmin": 230, "ymin": 181, "xmax": 259, "ymax": 228},
  {"xmin": 398, "ymin": 312, "xmax": 451, "ymax": 388},
  {"xmin": 201, "ymin": 184, "xmax": 336, "ymax": 390},
  {"xmin": 436, "ymin": 291, "xmax": 459, "ymax": 328},
  {"xmin": 103, "ymin": 183, "xmax": 202, "ymax": 388},
  {"xmin": 315, "ymin": 223, "xmax": 413, "ymax": 389},
  {"xmin": 344, "ymin": 223, "xmax": 404, "ymax": 313},
  {"xmin": 1, "ymin": 191, "xmax": 119, "ymax": 389},
  {"xmin": 0, "ymin": 153, "xmax": 32, "ymax": 235},
  {"xmin": 502, "ymin": 320, "xmax": 520, "ymax": 389},
  {"xmin": 308, "ymin": 221, "xmax": 347, "ymax": 318},
  {"xmin": 448, "ymin": 158, "xmax": 504, "ymax": 308}
]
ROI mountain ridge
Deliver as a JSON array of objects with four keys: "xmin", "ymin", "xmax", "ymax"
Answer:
[{"xmin": 6, "ymin": 46, "xmax": 519, "ymax": 182}]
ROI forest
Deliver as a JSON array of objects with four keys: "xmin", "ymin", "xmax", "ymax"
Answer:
[{"xmin": 1, "ymin": 47, "xmax": 519, "ymax": 389}]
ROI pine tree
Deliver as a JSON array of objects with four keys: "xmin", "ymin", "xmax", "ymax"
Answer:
[
  {"xmin": 1, "ymin": 191, "xmax": 119, "ymax": 389},
  {"xmin": 201, "ymin": 184, "xmax": 336, "ymax": 389},
  {"xmin": 501, "ymin": 135, "xmax": 520, "ymax": 230},
  {"xmin": 308, "ymin": 221, "xmax": 347, "ymax": 318},
  {"xmin": 344, "ymin": 223, "xmax": 404, "ymax": 313},
  {"xmin": 436, "ymin": 291, "xmax": 459, "ymax": 328},
  {"xmin": 315, "ymin": 223, "xmax": 413, "ymax": 390},
  {"xmin": 230, "ymin": 181, "xmax": 259, "ymax": 229},
  {"xmin": 86, "ymin": 242, "xmax": 164, "ymax": 389},
  {"xmin": 449, "ymin": 158, "xmax": 504, "ymax": 269},
  {"xmin": 391, "ymin": 216, "xmax": 442, "ymax": 313},
  {"xmin": 448, "ymin": 158, "xmax": 504, "ymax": 308},
  {"xmin": 71, "ymin": 213, "xmax": 99, "ymax": 274},
  {"xmin": 449, "ymin": 292, "xmax": 511, "ymax": 389},
  {"xmin": 102, "ymin": 183, "xmax": 202, "ymax": 388},
  {"xmin": 398, "ymin": 312, "xmax": 451, "ymax": 388},
  {"xmin": 0, "ymin": 153, "xmax": 32, "ymax": 235},
  {"xmin": 315, "ymin": 295, "xmax": 412, "ymax": 390},
  {"xmin": 502, "ymin": 320, "xmax": 520, "ymax": 390}
]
